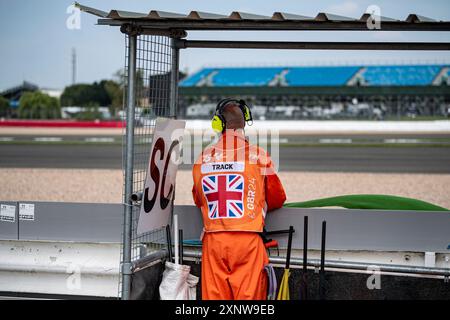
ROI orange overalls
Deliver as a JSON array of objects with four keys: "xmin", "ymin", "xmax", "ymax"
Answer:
[{"xmin": 192, "ymin": 130, "xmax": 286, "ymax": 300}]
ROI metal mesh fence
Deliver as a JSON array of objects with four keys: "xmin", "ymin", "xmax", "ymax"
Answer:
[{"xmin": 119, "ymin": 34, "xmax": 175, "ymax": 298}]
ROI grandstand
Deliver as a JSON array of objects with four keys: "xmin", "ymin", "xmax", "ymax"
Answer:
[
  {"xmin": 284, "ymin": 66, "xmax": 360, "ymax": 86},
  {"xmin": 361, "ymin": 65, "xmax": 443, "ymax": 86},
  {"xmin": 178, "ymin": 64, "xmax": 450, "ymax": 120}
]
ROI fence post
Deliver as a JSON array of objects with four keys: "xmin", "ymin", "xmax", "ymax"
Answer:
[{"xmin": 121, "ymin": 31, "xmax": 137, "ymax": 300}]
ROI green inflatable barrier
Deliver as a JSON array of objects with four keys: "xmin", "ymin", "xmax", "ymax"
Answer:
[{"xmin": 284, "ymin": 194, "xmax": 449, "ymax": 211}]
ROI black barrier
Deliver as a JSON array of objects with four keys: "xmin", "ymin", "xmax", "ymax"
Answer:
[{"xmin": 128, "ymin": 258, "xmax": 450, "ymax": 300}]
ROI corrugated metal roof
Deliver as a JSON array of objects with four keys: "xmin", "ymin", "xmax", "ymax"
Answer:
[
  {"xmin": 228, "ymin": 11, "xmax": 272, "ymax": 20},
  {"xmin": 74, "ymin": 2, "xmax": 450, "ymax": 31},
  {"xmin": 187, "ymin": 11, "xmax": 229, "ymax": 20},
  {"xmin": 315, "ymin": 13, "xmax": 358, "ymax": 21},
  {"xmin": 406, "ymin": 14, "xmax": 437, "ymax": 23},
  {"xmin": 359, "ymin": 13, "xmax": 399, "ymax": 23},
  {"xmin": 272, "ymin": 12, "xmax": 314, "ymax": 21}
]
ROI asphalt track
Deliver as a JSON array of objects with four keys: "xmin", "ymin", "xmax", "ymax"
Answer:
[
  {"xmin": 2, "ymin": 133, "xmax": 450, "ymax": 144},
  {"xmin": 1, "ymin": 143, "xmax": 450, "ymax": 173}
]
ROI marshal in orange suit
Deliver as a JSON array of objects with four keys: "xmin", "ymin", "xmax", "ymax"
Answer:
[{"xmin": 192, "ymin": 98, "xmax": 286, "ymax": 300}]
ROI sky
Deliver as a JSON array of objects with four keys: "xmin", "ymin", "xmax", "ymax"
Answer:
[{"xmin": 0, "ymin": 0, "xmax": 450, "ymax": 91}]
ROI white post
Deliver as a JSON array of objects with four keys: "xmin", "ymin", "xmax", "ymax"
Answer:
[{"xmin": 174, "ymin": 214, "xmax": 179, "ymax": 265}]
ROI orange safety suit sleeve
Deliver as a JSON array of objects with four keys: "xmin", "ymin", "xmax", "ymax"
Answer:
[
  {"xmin": 257, "ymin": 147, "xmax": 287, "ymax": 212},
  {"xmin": 265, "ymin": 174, "xmax": 286, "ymax": 211},
  {"xmin": 192, "ymin": 174, "xmax": 202, "ymax": 208}
]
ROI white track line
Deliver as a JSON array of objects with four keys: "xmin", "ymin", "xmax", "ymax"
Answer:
[
  {"xmin": 33, "ymin": 137, "xmax": 62, "ymax": 142},
  {"xmin": 84, "ymin": 137, "xmax": 115, "ymax": 143},
  {"xmin": 319, "ymin": 138, "xmax": 353, "ymax": 144},
  {"xmin": 384, "ymin": 139, "xmax": 421, "ymax": 144}
]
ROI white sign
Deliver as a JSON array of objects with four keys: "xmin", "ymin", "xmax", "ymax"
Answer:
[
  {"xmin": 201, "ymin": 162, "xmax": 245, "ymax": 174},
  {"xmin": 137, "ymin": 118, "xmax": 186, "ymax": 235},
  {"xmin": 0, "ymin": 204, "xmax": 16, "ymax": 223},
  {"xmin": 19, "ymin": 203, "xmax": 35, "ymax": 221}
]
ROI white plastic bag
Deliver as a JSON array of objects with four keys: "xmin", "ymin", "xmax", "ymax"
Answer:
[
  {"xmin": 186, "ymin": 273, "xmax": 199, "ymax": 300},
  {"xmin": 159, "ymin": 261, "xmax": 199, "ymax": 300}
]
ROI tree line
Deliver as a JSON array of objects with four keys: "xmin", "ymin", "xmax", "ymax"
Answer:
[{"xmin": 1, "ymin": 69, "xmax": 186, "ymax": 120}]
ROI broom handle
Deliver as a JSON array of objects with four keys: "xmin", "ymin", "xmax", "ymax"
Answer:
[
  {"xmin": 319, "ymin": 220, "xmax": 327, "ymax": 300},
  {"xmin": 303, "ymin": 216, "xmax": 308, "ymax": 273},
  {"xmin": 165, "ymin": 224, "xmax": 173, "ymax": 262},
  {"xmin": 286, "ymin": 226, "xmax": 294, "ymax": 269},
  {"xmin": 179, "ymin": 229, "xmax": 184, "ymax": 265}
]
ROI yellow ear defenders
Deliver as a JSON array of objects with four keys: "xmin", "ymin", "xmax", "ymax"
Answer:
[{"xmin": 211, "ymin": 98, "xmax": 253, "ymax": 133}]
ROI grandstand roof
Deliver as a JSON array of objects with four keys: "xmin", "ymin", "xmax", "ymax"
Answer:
[
  {"xmin": 179, "ymin": 65, "xmax": 449, "ymax": 87},
  {"xmin": 1, "ymin": 81, "xmax": 39, "ymax": 99},
  {"xmin": 0, "ymin": 81, "xmax": 39, "ymax": 108}
]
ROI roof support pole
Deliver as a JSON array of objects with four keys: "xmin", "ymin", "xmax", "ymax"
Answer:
[
  {"xmin": 167, "ymin": 36, "xmax": 181, "ymax": 260},
  {"xmin": 170, "ymin": 37, "xmax": 180, "ymax": 118},
  {"xmin": 121, "ymin": 31, "xmax": 137, "ymax": 301},
  {"xmin": 176, "ymin": 40, "xmax": 450, "ymax": 51}
]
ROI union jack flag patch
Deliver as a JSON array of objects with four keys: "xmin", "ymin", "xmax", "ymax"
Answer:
[{"xmin": 202, "ymin": 174, "xmax": 244, "ymax": 219}]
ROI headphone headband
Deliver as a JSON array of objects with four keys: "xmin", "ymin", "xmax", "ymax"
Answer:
[
  {"xmin": 216, "ymin": 98, "xmax": 238, "ymax": 113},
  {"xmin": 215, "ymin": 99, "xmax": 248, "ymax": 115}
]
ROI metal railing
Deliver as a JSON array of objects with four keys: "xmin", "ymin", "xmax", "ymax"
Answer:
[{"xmin": 181, "ymin": 249, "xmax": 450, "ymax": 278}]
